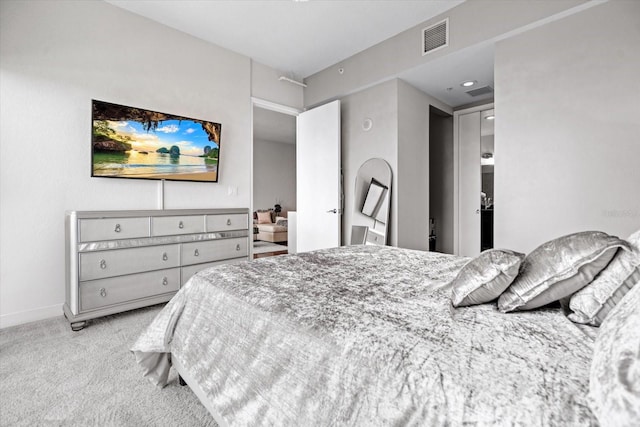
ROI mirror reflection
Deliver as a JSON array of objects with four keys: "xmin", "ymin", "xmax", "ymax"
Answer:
[
  {"xmin": 481, "ymin": 109, "xmax": 494, "ymax": 251},
  {"xmin": 351, "ymin": 158, "xmax": 392, "ymax": 245}
]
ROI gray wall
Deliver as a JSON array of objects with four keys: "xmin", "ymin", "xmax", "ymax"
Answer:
[
  {"xmin": 494, "ymin": 0, "xmax": 640, "ymax": 253},
  {"xmin": 341, "ymin": 79, "xmax": 452, "ymax": 249},
  {"xmin": 341, "ymin": 81, "xmax": 398, "ymax": 245},
  {"xmin": 397, "ymin": 81, "xmax": 435, "ymax": 250},
  {"xmin": 253, "ymin": 139, "xmax": 296, "ymax": 213},
  {"xmin": 0, "ymin": 0, "xmax": 299, "ymax": 327},
  {"xmin": 304, "ymin": 0, "xmax": 586, "ymax": 107},
  {"xmin": 251, "ymin": 60, "xmax": 304, "ymax": 109}
]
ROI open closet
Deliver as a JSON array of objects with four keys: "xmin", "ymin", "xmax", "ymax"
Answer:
[{"xmin": 454, "ymin": 103, "xmax": 495, "ymax": 257}]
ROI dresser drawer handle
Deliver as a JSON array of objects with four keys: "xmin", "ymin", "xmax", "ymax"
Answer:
[
  {"xmin": 114, "ymin": 224, "xmax": 121, "ymax": 233},
  {"xmin": 226, "ymin": 218, "xmax": 232, "ymax": 226},
  {"xmin": 178, "ymin": 221, "xmax": 184, "ymax": 229},
  {"xmin": 162, "ymin": 252, "xmax": 168, "ymax": 261},
  {"xmin": 194, "ymin": 249, "xmax": 199, "ymax": 257},
  {"xmin": 99, "ymin": 287, "xmax": 107, "ymax": 298},
  {"xmin": 236, "ymin": 244, "xmax": 241, "ymax": 251},
  {"xmin": 162, "ymin": 277, "xmax": 168, "ymax": 286},
  {"xmin": 99, "ymin": 259, "xmax": 107, "ymax": 269}
]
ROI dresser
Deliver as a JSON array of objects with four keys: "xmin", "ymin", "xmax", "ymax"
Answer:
[{"xmin": 64, "ymin": 208, "xmax": 250, "ymax": 330}]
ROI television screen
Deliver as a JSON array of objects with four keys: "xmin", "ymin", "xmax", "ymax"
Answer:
[{"xmin": 91, "ymin": 100, "xmax": 221, "ymax": 182}]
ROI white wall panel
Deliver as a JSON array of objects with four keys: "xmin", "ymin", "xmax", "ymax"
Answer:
[{"xmin": 494, "ymin": 0, "xmax": 640, "ymax": 252}]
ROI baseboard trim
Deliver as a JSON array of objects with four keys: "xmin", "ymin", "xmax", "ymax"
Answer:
[{"xmin": 0, "ymin": 304, "xmax": 63, "ymax": 329}]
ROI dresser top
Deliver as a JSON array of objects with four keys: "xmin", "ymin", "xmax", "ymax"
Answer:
[{"xmin": 67, "ymin": 208, "xmax": 249, "ymax": 219}]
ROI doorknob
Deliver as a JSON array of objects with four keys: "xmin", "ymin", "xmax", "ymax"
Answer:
[
  {"xmin": 326, "ymin": 209, "xmax": 341, "ymax": 214},
  {"xmin": 476, "ymin": 209, "xmax": 480, "ymax": 214}
]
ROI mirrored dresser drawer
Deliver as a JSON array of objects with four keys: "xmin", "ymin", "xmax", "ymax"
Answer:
[
  {"xmin": 152, "ymin": 215, "xmax": 205, "ymax": 236},
  {"xmin": 79, "ymin": 217, "xmax": 149, "ymax": 242},
  {"xmin": 79, "ymin": 244, "xmax": 181, "ymax": 281},
  {"xmin": 80, "ymin": 268, "xmax": 181, "ymax": 311},
  {"xmin": 65, "ymin": 208, "xmax": 250, "ymax": 330},
  {"xmin": 181, "ymin": 237, "xmax": 248, "ymax": 266},
  {"xmin": 206, "ymin": 213, "xmax": 249, "ymax": 232}
]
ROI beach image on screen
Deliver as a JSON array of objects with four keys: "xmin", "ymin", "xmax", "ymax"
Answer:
[{"xmin": 92, "ymin": 100, "xmax": 221, "ymax": 182}]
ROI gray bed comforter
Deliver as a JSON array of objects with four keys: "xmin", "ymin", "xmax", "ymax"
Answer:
[{"xmin": 132, "ymin": 245, "xmax": 598, "ymax": 426}]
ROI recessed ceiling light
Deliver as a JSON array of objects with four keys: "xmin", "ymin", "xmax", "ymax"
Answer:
[
  {"xmin": 461, "ymin": 80, "xmax": 476, "ymax": 87},
  {"xmin": 485, "ymin": 115, "xmax": 495, "ymax": 120}
]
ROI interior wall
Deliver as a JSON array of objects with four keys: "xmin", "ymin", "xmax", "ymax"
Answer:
[
  {"xmin": 494, "ymin": 0, "xmax": 640, "ymax": 253},
  {"xmin": 340, "ymin": 79, "xmax": 453, "ymax": 249},
  {"xmin": 397, "ymin": 81, "xmax": 432, "ymax": 251},
  {"xmin": 304, "ymin": 0, "xmax": 587, "ymax": 107},
  {"xmin": 341, "ymin": 80, "xmax": 398, "ymax": 246},
  {"xmin": 0, "ymin": 0, "xmax": 288, "ymax": 327},
  {"xmin": 429, "ymin": 111, "xmax": 454, "ymax": 254},
  {"xmin": 251, "ymin": 60, "xmax": 304, "ymax": 109},
  {"xmin": 253, "ymin": 139, "xmax": 296, "ymax": 214}
]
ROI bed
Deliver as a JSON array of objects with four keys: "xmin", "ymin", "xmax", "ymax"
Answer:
[{"xmin": 132, "ymin": 241, "xmax": 640, "ymax": 426}]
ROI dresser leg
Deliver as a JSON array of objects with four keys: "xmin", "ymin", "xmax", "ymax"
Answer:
[
  {"xmin": 70, "ymin": 321, "xmax": 87, "ymax": 331},
  {"xmin": 178, "ymin": 375, "xmax": 187, "ymax": 386}
]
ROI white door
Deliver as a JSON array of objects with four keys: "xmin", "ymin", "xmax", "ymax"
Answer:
[
  {"xmin": 296, "ymin": 100, "xmax": 341, "ymax": 252},
  {"xmin": 458, "ymin": 111, "xmax": 481, "ymax": 257}
]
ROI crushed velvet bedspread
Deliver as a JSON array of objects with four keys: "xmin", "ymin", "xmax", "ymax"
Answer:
[{"xmin": 132, "ymin": 245, "xmax": 597, "ymax": 426}]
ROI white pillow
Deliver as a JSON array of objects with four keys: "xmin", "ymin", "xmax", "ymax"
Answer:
[
  {"xmin": 569, "ymin": 230, "xmax": 640, "ymax": 326},
  {"xmin": 498, "ymin": 231, "xmax": 629, "ymax": 312},
  {"xmin": 588, "ymin": 278, "xmax": 640, "ymax": 427},
  {"xmin": 451, "ymin": 249, "xmax": 524, "ymax": 307}
]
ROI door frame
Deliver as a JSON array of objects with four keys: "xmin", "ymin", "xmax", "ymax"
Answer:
[
  {"xmin": 250, "ymin": 97, "xmax": 302, "ymax": 258},
  {"xmin": 453, "ymin": 102, "xmax": 494, "ymax": 255}
]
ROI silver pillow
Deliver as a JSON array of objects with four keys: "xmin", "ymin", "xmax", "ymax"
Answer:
[
  {"xmin": 569, "ymin": 230, "xmax": 640, "ymax": 326},
  {"xmin": 451, "ymin": 249, "xmax": 524, "ymax": 307},
  {"xmin": 589, "ymin": 279, "xmax": 640, "ymax": 427},
  {"xmin": 498, "ymin": 231, "xmax": 629, "ymax": 313}
]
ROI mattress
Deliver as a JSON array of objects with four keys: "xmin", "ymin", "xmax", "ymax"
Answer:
[{"xmin": 132, "ymin": 245, "xmax": 597, "ymax": 426}]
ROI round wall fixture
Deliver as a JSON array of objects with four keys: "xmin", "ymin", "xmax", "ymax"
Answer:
[{"xmin": 362, "ymin": 118, "xmax": 373, "ymax": 131}]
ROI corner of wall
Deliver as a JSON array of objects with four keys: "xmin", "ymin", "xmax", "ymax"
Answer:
[{"xmin": 251, "ymin": 60, "xmax": 304, "ymax": 110}]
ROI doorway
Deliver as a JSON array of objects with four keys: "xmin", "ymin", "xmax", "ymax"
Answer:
[
  {"xmin": 453, "ymin": 102, "xmax": 495, "ymax": 257},
  {"xmin": 429, "ymin": 106, "xmax": 454, "ymax": 254},
  {"xmin": 251, "ymin": 98, "xmax": 342, "ymax": 256},
  {"xmin": 252, "ymin": 100, "xmax": 300, "ymax": 258}
]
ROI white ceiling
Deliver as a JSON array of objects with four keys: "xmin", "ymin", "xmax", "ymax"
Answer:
[
  {"xmin": 106, "ymin": 0, "xmax": 464, "ymax": 78},
  {"xmin": 399, "ymin": 42, "xmax": 495, "ymax": 108},
  {"xmin": 106, "ymin": 0, "xmax": 494, "ymax": 108}
]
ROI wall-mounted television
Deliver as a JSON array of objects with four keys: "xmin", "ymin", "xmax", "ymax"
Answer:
[{"xmin": 91, "ymin": 100, "xmax": 221, "ymax": 182}]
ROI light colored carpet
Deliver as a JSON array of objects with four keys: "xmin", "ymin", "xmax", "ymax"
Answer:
[
  {"xmin": 0, "ymin": 305, "xmax": 217, "ymax": 427},
  {"xmin": 253, "ymin": 241, "xmax": 288, "ymax": 254}
]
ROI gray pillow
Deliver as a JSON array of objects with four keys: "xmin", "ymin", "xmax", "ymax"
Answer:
[
  {"xmin": 568, "ymin": 230, "xmax": 640, "ymax": 326},
  {"xmin": 498, "ymin": 231, "xmax": 629, "ymax": 313},
  {"xmin": 451, "ymin": 249, "xmax": 525, "ymax": 307},
  {"xmin": 588, "ymin": 278, "xmax": 640, "ymax": 427}
]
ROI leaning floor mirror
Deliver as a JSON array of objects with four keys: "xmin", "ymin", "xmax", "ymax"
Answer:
[{"xmin": 351, "ymin": 158, "xmax": 392, "ymax": 245}]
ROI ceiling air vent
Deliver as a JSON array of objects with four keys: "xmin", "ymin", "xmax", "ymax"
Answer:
[
  {"xmin": 422, "ymin": 18, "xmax": 448, "ymax": 55},
  {"xmin": 466, "ymin": 86, "xmax": 494, "ymax": 97}
]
